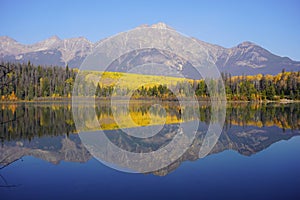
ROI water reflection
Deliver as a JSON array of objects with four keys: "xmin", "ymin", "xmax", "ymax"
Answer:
[{"xmin": 0, "ymin": 102, "xmax": 299, "ymax": 175}]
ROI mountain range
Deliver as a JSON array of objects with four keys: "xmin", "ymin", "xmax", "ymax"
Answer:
[{"xmin": 1, "ymin": 23, "xmax": 299, "ymax": 75}]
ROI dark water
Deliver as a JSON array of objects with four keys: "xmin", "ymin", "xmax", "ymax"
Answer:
[{"xmin": 1, "ymin": 102, "xmax": 300, "ymax": 200}]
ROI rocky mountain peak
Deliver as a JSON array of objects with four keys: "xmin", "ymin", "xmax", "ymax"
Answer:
[
  {"xmin": 151, "ymin": 22, "xmax": 171, "ymax": 29},
  {"xmin": 0, "ymin": 23, "xmax": 299, "ymax": 74},
  {"xmin": 48, "ymin": 35, "xmax": 61, "ymax": 41},
  {"xmin": 0, "ymin": 36, "xmax": 17, "ymax": 43},
  {"xmin": 137, "ymin": 22, "xmax": 174, "ymax": 30},
  {"xmin": 237, "ymin": 41, "xmax": 257, "ymax": 48}
]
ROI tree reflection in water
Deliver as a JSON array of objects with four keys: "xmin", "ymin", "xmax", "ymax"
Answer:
[{"xmin": 0, "ymin": 102, "xmax": 299, "ymax": 175}]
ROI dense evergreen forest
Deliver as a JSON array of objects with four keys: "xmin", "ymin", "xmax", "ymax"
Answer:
[
  {"xmin": 0, "ymin": 62, "xmax": 76, "ymax": 100},
  {"xmin": 0, "ymin": 62, "xmax": 299, "ymax": 101}
]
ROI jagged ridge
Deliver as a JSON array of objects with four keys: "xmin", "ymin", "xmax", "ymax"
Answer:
[{"xmin": 1, "ymin": 23, "xmax": 299, "ymax": 75}]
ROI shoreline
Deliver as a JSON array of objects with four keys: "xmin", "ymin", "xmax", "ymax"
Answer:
[{"xmin": 1, "ymin": 97, "xmax": 299, "ymax": 104}]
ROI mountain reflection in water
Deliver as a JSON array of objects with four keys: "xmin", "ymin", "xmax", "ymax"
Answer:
[{"xmin": 0, "ymin": 102, "xmax": 299, "ymax": 175}]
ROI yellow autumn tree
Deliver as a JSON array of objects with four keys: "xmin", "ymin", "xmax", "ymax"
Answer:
[{"xmin": 8, "ymin": 91, "xmax": 18, "ymax": 101}]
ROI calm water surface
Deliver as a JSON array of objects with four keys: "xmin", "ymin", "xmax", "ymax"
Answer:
[{"xmin": 1, "ymin": 102, "xmax": 300, "ymax": 200}]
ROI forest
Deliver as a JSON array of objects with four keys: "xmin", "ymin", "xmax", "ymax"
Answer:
[{"xmin": 0, "ymin": 62, "xmax": 299, "ymax": 101}]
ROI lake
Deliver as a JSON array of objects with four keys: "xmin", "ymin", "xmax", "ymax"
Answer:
[{"xmin": 1, "ymin": 102, "xmax": 300, "ymax": 200}]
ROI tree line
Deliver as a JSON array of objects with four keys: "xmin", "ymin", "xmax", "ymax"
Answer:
[
  {"xmin": 0, "ymin": 62, "xmax": 299, "ymax": 101},
  {"xmin": 221, "ymin": 69, "xmax": 300, "ymax": 101},
  {"xmin": 0, "ymin": 62, "xmax": 76, "ymax": 100}
]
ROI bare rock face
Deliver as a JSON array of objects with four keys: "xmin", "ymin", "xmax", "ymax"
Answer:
[
  {"xmin": 0, "ymin": 35, "xmax": 93, "ymax": 67},
  {"xmin": 1, "ymin": 23, "xmax": 300, "ymax": 75},
  {"xmin": 214, "ymin": 41, "xmax": 300, "ymax": 75}
]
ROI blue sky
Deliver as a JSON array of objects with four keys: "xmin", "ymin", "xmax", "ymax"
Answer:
[{"xmin": 1, "ymin": 0, "xmax": 300, "ymax": 60}]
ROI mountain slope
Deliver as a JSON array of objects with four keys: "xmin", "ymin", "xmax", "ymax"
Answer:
[
  {"xmin": 0, "ymin": 35, "xmax": 93, "ymax": 67},
  {"xmin": 214, "ymin": 41, "xmax": 300, "ymax": 75},
  {"xmin": 0, "ymin": 23, "xmax": 299, "ymax": 75}
]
